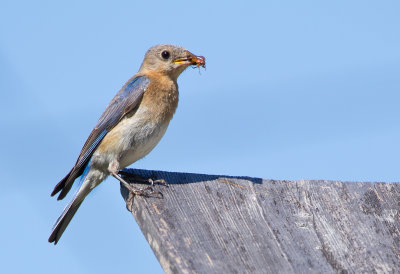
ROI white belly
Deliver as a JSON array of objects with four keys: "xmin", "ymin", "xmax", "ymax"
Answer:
[
  {"xmin": 92, "ymin": 105, "xmax": 170, "ymax": 170},
  {"xmin": 119, "ymin": 118, "xmax": 169, "ymax": 168}
]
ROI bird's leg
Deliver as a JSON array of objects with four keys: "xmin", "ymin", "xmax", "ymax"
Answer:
[
  {"xmin": 109, "ymin": 161, "xmax": 161, "ymax": 211},
  {"xmin": 119, "ymin": 170, "xmax": 168, "ymax": 187},
  {"xmin": 111, "ymin": 172, "xmax": 154, "ymax": 194}
]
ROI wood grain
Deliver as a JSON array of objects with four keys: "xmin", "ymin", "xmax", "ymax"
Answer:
[{"xmin": 120, "ymin": 169, "xmax": 400, "ymax": 273}]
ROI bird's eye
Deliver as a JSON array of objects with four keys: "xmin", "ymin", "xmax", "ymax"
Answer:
[{"xmin": 161, "ymin": 50, "xmax": 170, "ymax": 60}]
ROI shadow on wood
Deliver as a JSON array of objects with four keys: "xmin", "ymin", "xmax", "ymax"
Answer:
[{"xmin": 120, "ymin": 168, "xmax": 400, "ymax": 273}]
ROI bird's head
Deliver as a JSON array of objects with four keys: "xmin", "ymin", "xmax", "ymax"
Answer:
[{"xmin": 139, "ymin": 44, "xmax": 205, "ymax": 80}]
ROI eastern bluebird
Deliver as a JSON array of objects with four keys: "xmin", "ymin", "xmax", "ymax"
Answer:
[{"xmin": 49, "ymin": 44, "xmax": 205, "ymax": 244}]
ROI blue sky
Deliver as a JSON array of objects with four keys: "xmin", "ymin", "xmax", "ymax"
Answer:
[{"xmin": 1, "ymin": 1, "xmax": 399, "ymax": 273}]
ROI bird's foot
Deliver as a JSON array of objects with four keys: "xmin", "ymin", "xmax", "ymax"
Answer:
[
  {"xmin": 124, "ymin": 184, "xmax": 163, "ymax": 212},
  {"xmin": 148, "ymin": 177, "xmax": 168, "ymax": 187},
  {"xmin": 119, "ymin": 170, "xmax": 169, "ymax": 187},
  {"xmin": 114, "ymin": 172, "xmax": 166, "ymax": 211}
]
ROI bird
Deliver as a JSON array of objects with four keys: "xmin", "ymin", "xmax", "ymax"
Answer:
[{"xmin": 49, "ymin": 44, "xmax": 206, "ymax": 244}]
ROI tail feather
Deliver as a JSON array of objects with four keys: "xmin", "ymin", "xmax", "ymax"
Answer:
[
  {"xmin": 49, "ymin": 165, "xmax": 94, "ymax": 244},
  {"xmin": 48, "ymin": 196, "xmax": 84, "ymax": 244},
  {"xmin": 51, "ymin": 170, "xmax": 72, "ymax": 197},
  {"xmin": 51, "ymin": 167, "xmax": 84, "ymax": 200}
]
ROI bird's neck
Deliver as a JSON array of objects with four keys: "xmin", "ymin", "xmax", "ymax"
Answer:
[{"xmin": 140, "ymin": 71, "xmax": 179, "ymax": 122}]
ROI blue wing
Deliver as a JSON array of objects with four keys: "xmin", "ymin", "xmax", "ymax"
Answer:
[{"xmin": 51, "ymin": 75, "xmax": 150, "ymax": 199}]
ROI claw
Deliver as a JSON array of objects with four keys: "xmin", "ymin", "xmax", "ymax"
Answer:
[
  {"xmin": 119, "ymin": 171, "xmax": 168, "ymax": 192},
  {"xmin": 126, "ymin": 191, "xmax": 134, "ymax": 211},
  {"xmin": 148, "ymin": 178, "xmax": 169, "ymax": 187},
  {"xmin": 112, "ymin": 172, "xmax": 164, "ymax": 211},
  {"xmin": 123, "ymin": 184, "xmax": 161, "ymax": 211},
  {"xmin": 116, "ymin": 172, "xmax": 167, "ymax": 209}
]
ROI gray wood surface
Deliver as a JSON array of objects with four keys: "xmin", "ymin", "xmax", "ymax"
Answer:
[{"xmin": 120, "ymin": 169, "xmax": 400, "ymax": 274}]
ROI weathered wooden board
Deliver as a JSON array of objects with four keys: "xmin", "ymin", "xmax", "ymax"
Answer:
[{"xmin": 120, "ymin": 169, "xmax": 400, "ymax": 274}]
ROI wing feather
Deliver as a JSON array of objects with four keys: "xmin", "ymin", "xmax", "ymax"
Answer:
[{"xmin": 51, "ymin": 75, "xmax": 150, "ymax": 199}]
